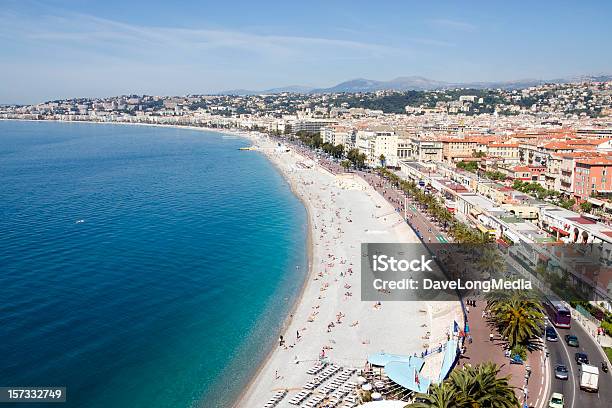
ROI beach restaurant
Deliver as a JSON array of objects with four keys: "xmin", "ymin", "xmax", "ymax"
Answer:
[{"xmin": 363, "ymin": 340, "xmax": 458, "ymax": 402}]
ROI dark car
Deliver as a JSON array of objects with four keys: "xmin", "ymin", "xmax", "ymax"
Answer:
[
  {"xmin": 546, "ymin": 327, "xmax": 558, "ymax": 342},
  {"xmin": 554, "ymin": 364, "xmax": 569, "ymax": 380},
  {"xmin": 575, "ymin": 352, "xmax": 588, "ymax": 365},
  {"xmin": 565, "ymin": 334, "xmax": 579, "ymax": 347}
]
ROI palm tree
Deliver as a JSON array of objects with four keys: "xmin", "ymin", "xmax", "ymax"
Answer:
[
  {"xmin": 477, "ymin": 247, "xmax": 506, "ymax": 278},
  {"xmin": 410, "ymin": 383, "xmax": 458, "ymax": 408},
  {"xmin": 486, "ymin": 292, "xmax": 544, "ymax": 348},
  {"xmin": 410, "ymin": 363, "xmax": 519, "ymax": 408},
  {"xmin": 456, "ymin": 363, "xmax": 518, "ymax": 407}
]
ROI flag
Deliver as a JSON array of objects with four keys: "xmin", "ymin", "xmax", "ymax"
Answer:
[
  {"xmin": 453, "ymin": 320, "xmax": 459, "ymax": 333},
  {"xmin": 415, "ymin": 369, "xmax": 420, "ymax": 386}
]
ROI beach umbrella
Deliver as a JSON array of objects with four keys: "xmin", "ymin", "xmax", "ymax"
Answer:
[{"xmin": 362, "ymin": 383, "xmax": 373, "ymax": 391}]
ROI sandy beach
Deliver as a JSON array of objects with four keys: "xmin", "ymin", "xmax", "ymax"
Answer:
[{"xmin": 237, "ymin": 135, "xmax": 462, "ymax": 407}]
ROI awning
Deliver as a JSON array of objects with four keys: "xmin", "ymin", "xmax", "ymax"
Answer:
[
  {"xmin": 438, "ymin": 339, "xmax": 458, "ymax": 383},
  {"xmin": 385, "ymin": 362, "xmax": 431, "ymax": 393},
  {"xmin": 496, "ymin": 238, "xmax": 510, "ymax": 248},
  {"xmin": 367, "ymin": 353, "xmax": 424, "ymax": 370},
  {"xmin": 477, "ymin": 224, "xmax": 495, "ymax": 234},
  {"xmin": 550, "ymin": 226, "xmax": 570, "ymax": 236},
  {"xmin": 587, "ymin": 197, "xmax": 605, "ymax": 206}
]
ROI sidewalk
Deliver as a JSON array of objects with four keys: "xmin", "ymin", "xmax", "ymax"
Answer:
[{"xmin": 460, "ymin": 300, "xmax": 549, "ymax": 408}]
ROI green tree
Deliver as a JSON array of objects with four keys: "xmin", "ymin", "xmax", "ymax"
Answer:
[
  {"xmin": 341, "ymin": 160, "xmax": 351, "ymax": 172},
  {"xmin": 559, "ymin": 198, "xmax": 576, "ymax": 210},
  {"xmin": 580, "ymin": 201, "xmax": 593, "ymax": 213},
  {"xmin": 379, "ymin": 154, "xmax": 386, "ymax": 167},
  {"xmin": 472, "ymin": 150, "xmax": 486, "ymax": 158},
  {"xmin": 332, "ymin": 144, "xmax": 344, "ymax": 159}
]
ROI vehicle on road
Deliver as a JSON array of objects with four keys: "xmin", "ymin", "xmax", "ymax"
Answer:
[
  {"xmin": 544, "ymin": 296, "xmax": 571, "ymax": 328},
  {"xmin": 548, "ymin": 392, "xmax": 564, "ymax": 408},
  {"xmin": 565, "ymin": 334, "xmax": 579, "ymax": 347},
  {"xmin": 546, "ymin": 326, "xmax": 559, "ymax": 342},
  {"xmin": 602, "ymin": 361, "xmax": 608, "ymax": 373},
  {"xmin": 554, "ymin": 364, "xmax": 569, "ymax": 380},
  {"xmin": 579, "ymin": 363, "xmax": 599, "ymax": 392},
  {"xmin": 575, "ymin": 352, "xmax": 589, "ymax": 365}
]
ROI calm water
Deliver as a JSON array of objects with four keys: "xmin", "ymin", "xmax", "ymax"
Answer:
[{"xmin": 0, "ymin": 121, "xmax": 308, "ymax": 407}]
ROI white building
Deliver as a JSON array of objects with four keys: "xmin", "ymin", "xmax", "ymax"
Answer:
[{"xmin": 355, "ymin": 128, "xmax": 398, "ymax": 167}]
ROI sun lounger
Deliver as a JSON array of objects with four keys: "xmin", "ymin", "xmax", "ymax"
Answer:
[
  {"xmin": 344, "ymin": 394, "xmax": 357, "ymax": 403},
  {"xmin": 288, "ymin": 390, "xmax": 311, "ymax": 405},
  {"xmin": 306, "ymin": 364, "xmax": 324, "ymax": 375},
  {"xmin": 262, "ymin": 389, "xmax": 287, "ymax": 408},
  {"xmin": 302, "ymin": 394, "xmax": 324, "ymax": 408}
]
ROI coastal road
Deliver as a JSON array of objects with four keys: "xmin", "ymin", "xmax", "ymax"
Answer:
[{"xmin": 546, "ymin": 320, "xmax": 612, "ymax": 408}]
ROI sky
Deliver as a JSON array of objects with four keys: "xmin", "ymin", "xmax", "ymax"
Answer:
[{"xmin": 1, "ymin": 0, "xmax": 611, "ymax": 104}]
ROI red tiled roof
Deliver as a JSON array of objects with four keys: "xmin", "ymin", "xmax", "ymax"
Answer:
[{"xmin": 575, "ymin": 157, "xmax": 612, "ymax": 166}]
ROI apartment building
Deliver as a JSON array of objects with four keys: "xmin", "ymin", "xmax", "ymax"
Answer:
[
  {"xmin": 486, "ymin": 143, "xmax": 520, "ymax": 163},
  {"xmin": 355, "ymin": 128, "xmax": 398, "ymax": 167},
  {"xmin": 573, "ymin": 157, "xmax": 612, "ymax": 199},
  {"xmin": 321, "ymin": 125, "xmax": 355, "ymax": 148},
  {"xmin": 441, "ymin": 136, "xmax": 495, "ymax": 163},
  {"xmin": 408, "ymin": 138, "xmax": 443, "ymax": 162},
  {"xmin": 291, "ymin": 119, "xmax": 337, "ymax": 135}
]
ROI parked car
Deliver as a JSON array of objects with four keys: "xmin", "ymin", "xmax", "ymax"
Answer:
[
  {"xmin": 565, "ymin": 334, "xmax": 579, "ymax": 347},
  {"xmin": 548, "ymin": 392, "xmax": 564, "ymax": 408},
  {"xmin": 546, "ymin": 327, "xmax": 558, "ymax": 342},
  {"xmin": 555, "ymin": 364, "xmax": 569, "ymax": 380},
  {"xmin": 575, "ymin": 352, "xmax": 589, "ymax": 365}
]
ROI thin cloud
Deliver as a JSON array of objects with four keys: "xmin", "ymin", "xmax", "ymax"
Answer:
[
  {"xmin": 429, "ymin": 18, "xmax": 477, "ymax": 32},
  {"xmin": 1, "ymin": 11, "xmax": 402, "ymax": 61}
]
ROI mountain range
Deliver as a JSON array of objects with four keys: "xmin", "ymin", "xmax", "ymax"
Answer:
[{"xmin": 219, "ymin": 74, "xmax": 612, "ymax": 95}]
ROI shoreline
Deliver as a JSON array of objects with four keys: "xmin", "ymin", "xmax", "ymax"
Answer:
[
  {"xmin": 2, "ymin": 118, "xmax": 318, "ymax": 407},
  {"xmin": 229, "ymin": 133, "xmax": 318, "ymax": 408}
]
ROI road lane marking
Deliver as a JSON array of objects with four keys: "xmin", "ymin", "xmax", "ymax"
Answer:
[{"xmin": 558, "ymin": 331, "xmax": 577, "ymax": 408}]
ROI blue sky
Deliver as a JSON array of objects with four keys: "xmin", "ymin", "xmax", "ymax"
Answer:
[{"xmin": 1, "ymin": 0, "xmax": 611, "ymax": 104}]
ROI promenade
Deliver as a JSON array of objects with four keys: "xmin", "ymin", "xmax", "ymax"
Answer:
[{"xmin": 460, "ymin": 300, "xmax": 548, "ymax": 408}]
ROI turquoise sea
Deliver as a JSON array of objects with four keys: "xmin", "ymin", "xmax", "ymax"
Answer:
[{"xmin": 0, "ymin": 121, "xmax": 308, "ymax": 407}]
